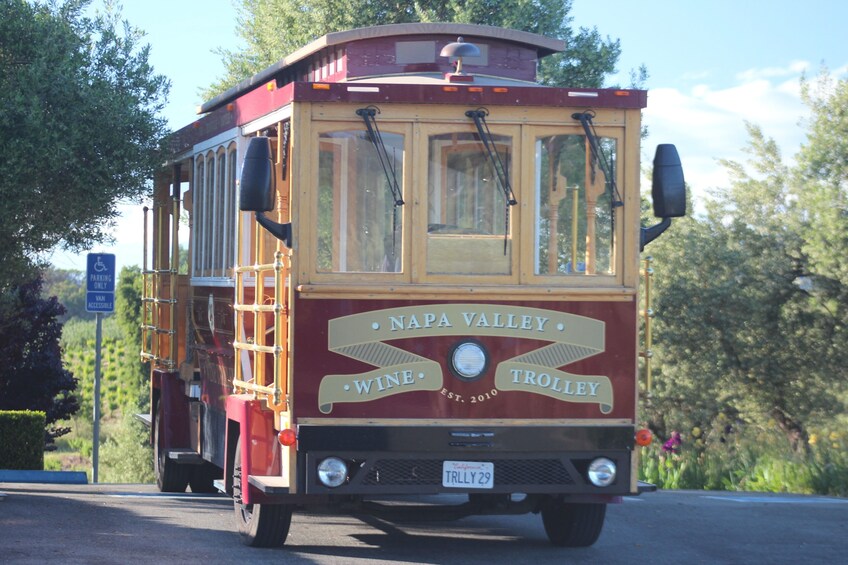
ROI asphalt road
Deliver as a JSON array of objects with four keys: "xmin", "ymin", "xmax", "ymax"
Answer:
[{"xmin": 2, "ymin": 482, "xmax": 847, "ymax": 564}]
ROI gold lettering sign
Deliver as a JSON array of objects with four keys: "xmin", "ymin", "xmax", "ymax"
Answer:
[{"xmin": 318, "ymin": 304, "xmax": 613, "ymax": 413}]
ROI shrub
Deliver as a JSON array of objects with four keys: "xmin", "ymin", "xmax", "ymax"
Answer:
[{"xmin": 0, "ymin": 411, "xmax": 46, "ymax": 469}]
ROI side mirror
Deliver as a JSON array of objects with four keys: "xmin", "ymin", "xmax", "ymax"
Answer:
[
  {"xmin": 652, "ymin": 144, "xmax": 686, "ymax": 218},
  {"xmin": 641, "ymin": 144, "xmax": 687, "ymax": 250},
  {"xmin": 239, "ymin": 137, "xmax": 275, "ymax": 212},
  {"xmin": 239, "ymin": 136, "xmax": 292, "ymax": 247}
]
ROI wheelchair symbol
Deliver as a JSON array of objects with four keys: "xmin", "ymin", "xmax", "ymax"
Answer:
[{"xmin": 94, "ymin": 257, "xmax": 107, "ymax": 273}]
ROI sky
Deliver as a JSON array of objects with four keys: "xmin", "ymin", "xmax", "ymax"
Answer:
[{"xmin": 49, "ymin": 0, "xmax": 848, "ymax": 273}]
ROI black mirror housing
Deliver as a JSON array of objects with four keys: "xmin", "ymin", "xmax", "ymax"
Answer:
[
  {"xmin": 239, "ymin": 136, "xmax": 275, "ymax": 212},
  {"xmin": 652, "ymin": 144, "xmax": 686, "ymax": 218}
]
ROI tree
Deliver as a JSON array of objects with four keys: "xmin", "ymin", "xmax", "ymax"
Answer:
[
  {"xmin": 204, "ymin": 0, "xmax": 621, "ymax": 98},
  {"xmin": 0, "ymin": 0, "xmax": 170, "ymax": 290},
  {"xmin": 0, "ymin": 276, "xmax": 79, "ymax": 447},
  {"xmin": 41, "ymin": 268, "xmax": 90, "ymax": 321},
  {"xmin": 795, "ymin": 70, "xmax": 848, "ymax": 325},
  {"xmin": 645, "ymin": 122, "xmax": 847, "ymax": 453},
  {"xmin": 115, "ymin": 265, "xmax": 148, "ymax": 410}
]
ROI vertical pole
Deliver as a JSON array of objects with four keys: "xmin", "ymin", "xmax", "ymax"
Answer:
[
  {"xmin": 571, "ymin": 185, "xmax": 579, "ymax": 273},
  {"xmin": 642, "ymin": 256, "xmax": 654, "ymax": 392},
  {"xmin": 92, "ymin": 312, "xmax": 102, "ymax": 483},
  {"xmin": 170, "ymin": 164, "xmax": 181, "ymax": 368}
]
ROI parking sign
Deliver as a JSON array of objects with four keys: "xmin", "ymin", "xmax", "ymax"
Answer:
[{"xmin": 86, "ymin": 253, "xmax": 116, "ymax": 313}]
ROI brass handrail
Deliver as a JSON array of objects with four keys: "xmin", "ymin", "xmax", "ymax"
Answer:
[
  {"xmin": 140, "ymin": 177, "xmax": 181, "ymax": 371},
  {"xmin": 640, "ymin": 256, "xmax": 655, "ymax": 391}
]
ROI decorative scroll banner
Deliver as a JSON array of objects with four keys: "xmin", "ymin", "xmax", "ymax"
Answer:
[
  {"xmin": 495, "ymin": 362, "xmax": 613, "ymax": 414},
  {"xmin": 319, "ymin": 360, "xmax": 443, "ymax": 414},
  {"xmin": 317, "ymin": 304, "xmax": 611, "ymax": 413}
]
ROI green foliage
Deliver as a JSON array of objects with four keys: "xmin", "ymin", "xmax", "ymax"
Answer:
[
  {"xmin": 640, "ymin": 423, "xmax": 848, "ymax": 497},
  {"xmin": 115, "ymin": 265, "xmax": 143, "ymax": 348},
  {"xmin": 203, "ymin": 0, "xmax": 621, "ymax": 99},
  {"xmin": 0, "ymin": 276, "xmax": 79, "ymax": 446},
  {"xmin": 642, "ymin": 70, "xmax": 848, "ymax": 464},
  {"xmin": 41, "ymin": 268, "xmax": 91, "ymax": 321},
  {"xmin": 99, "ymin": 413, "xmax": 154, "ymax": 483},
  {"xmin": 0, "ymin": 410, "xmax": 46, "ymax": 469},
  {"xmin": 0, "ymin": 0, "xmax": 169, "ymax": 288},
  {"xmin": 62, "ymin": 333, "xmax": 144, "ymax": 420}
]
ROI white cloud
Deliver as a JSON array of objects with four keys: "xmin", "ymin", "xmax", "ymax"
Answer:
[
  {"xmin": 735, "ymin": 60, "xmax": 812, "ymax": 82},
  {"xmin": 642, "ymin": 63, "xmax": 812, "ymax": 200}
]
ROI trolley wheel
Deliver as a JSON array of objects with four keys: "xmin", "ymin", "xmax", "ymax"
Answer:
[
  {"xmin": 189, "ymin": 461, "xmax": 221, "ymax": 493},
  {"xmin": 232, "ymin": 439, "xmax": 292, "ymax": 547},
  {"xmin": 153, "ymin": 409, "xmax": 189, "ymax": 493},
  {"xmin": 541, "ymin": 499, "xmax": 606, "ymax": 547}
]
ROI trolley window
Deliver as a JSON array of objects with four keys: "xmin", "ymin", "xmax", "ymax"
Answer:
[
  {"xmin": 426, "ymin": 130, "xmax": 514, "ymax": 276},
  {"xmin": 316, "ymin": 129, "xmax": 405, "ymax": 273},
  {"xmin": 533, "ymin": 132, "xmax": 618, "ymax": 277}
]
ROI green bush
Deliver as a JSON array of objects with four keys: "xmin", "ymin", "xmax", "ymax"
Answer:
[
  {"xmin": 99, "ymin": 413, "xmax": 154, "ymax": 483},
  {"xmin": 639, "ymin": 420, "xmax": 848, "ymax": 496},
  {"xmin": 0, "ymin": 411, "xmax": 46, "ymax": 469}
]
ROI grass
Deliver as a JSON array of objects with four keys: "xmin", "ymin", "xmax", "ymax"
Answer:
[
  {"xmin": 45, "ymin": 413, "xmax": 154, "ymax": 483},
  {"xmin": 640, "ymin": 422, "xmax": 848, "ymax": 496},
  {"xmin": 46, "ymin": 315, "xmax": 154, "ymax": 482}
]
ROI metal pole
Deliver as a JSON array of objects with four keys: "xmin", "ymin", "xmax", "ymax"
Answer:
[{"xmin": 92, "ymin": 312, "xmax": 102, "ymax": 483}]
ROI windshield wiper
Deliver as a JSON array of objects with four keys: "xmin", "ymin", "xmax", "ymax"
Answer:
[
  {"xmin": 356, "ymin": 106, "xmax": 404, "ymax": 207},
  {"xmin": 571, "ymin": 111, "xmax": 624, "ymax": 209},
  {"xmin": 465, "ymin": 108, "xmax": 517, "ymax": 255},
  {"xmin": 465, "ymin": 108, "xmax": 518, "ymax": 206}
]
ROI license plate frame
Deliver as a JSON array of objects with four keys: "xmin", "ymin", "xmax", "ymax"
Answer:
[{"xmin": 442, "ymin": 460, "xmax": 494, "ymax": 489}]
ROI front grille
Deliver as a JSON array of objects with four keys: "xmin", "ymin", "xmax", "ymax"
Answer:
[{"xmin": 361, "ymin": 458, "xmax": 573, "ymax": 487}]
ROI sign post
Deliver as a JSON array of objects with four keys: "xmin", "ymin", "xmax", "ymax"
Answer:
[{"xmin": 86, "ymin": 253, "xmax": 116, "ymax": 483}]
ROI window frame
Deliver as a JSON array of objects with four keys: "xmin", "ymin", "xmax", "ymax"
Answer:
[
  {"xmin": 306, "ymin": 119, "xmax": 412, "ymax": 284},
  {"xmin": 190, "ymin": 137, "xmax": 239, "ymax": 284},
  {"xmin": 416, "ymin": 122, "xmax": 521, "ymax": 285},
  {"xmin": 519, "ymin": 124, "xmax": 625, "ymax": 287}
]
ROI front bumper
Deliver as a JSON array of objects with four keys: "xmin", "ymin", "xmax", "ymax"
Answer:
[{"xmin": 297, "ymin": 424, "xmax": 635, "ymax": 496}]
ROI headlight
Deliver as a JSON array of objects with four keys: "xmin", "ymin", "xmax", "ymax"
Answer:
[
  {"xmin": 317, "ymin": 457, "xmax": 348, "ymax": 487},
  {"xmin": 587, "ymin": 457, "xmax": 616, "ymax": 487},
  {"xmin": 450, "ymin": 341, "xmax": 488, "ymax": 380}
]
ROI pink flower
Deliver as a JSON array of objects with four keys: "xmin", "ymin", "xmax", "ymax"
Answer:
[{"xmin": 662, "ymin": 431, "xmax": 682, "ymax": 453}]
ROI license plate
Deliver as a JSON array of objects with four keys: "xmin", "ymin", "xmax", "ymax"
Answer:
[{"xmin": 442, "ymin": 461, "xmax": 494, "ymax": 489}]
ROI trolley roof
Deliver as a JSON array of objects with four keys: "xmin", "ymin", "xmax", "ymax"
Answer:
[{"xmin": 199, "ymin": 23, "xmax": 566, "ymax": 114}]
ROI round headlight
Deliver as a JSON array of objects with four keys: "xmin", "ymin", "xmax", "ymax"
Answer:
[
  {"xmin": 317, "ymin": 457, "xmax": 348, "ymax": 488},
  {"xmin": 450, "ymin": 341, "xmax": 488, "ymax": 381},
  {"xmin": 587, "ymin": 457, "xmax": 616, "ymax": 487}
]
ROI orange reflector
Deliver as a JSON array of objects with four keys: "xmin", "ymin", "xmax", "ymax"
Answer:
[
  {"xmin": 635, "ymin": 428, "xmax": 653, "ymax": 446},
  {"xmin": 443, "ymin": 86, "xmax": 459, "ymax": 92},
  {"xmin": 266, "ymin": 81, "xmax": 276, "ymax": 91},
  {"xmin": 278, "ymin": 428, "xmax": 296, "ymax": 446},
  {"xmin": 469, "ymin": 87, "xmax": 483, "ymax": 92},
  {"xmin": 493, "ymin": 87, "xmax": 509, "ymax": 93},
  {"xmin": 226, "ymin": 103, "xmax": 234, "ymax": 111},
  {"xmin": 312, "ymin": 83, "xmax": 331, "ymax": 90},
  {"xmin": 614, "ymin": 90, "xmax": 631, "ymax": 96}
]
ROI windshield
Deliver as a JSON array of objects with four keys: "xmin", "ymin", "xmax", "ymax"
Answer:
[{"xmin": 426, "ymin": 131, "xmax": 513, "ymax": 276}]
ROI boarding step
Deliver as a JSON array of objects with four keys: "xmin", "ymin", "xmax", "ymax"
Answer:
[
  {"xmin": 167, "ymin": 449, "xmax": 203, "ymax": 464},
  {"xmin": 248, "ymin": 475, "xmax": 290, "ymax": 495},
  {"xmin": 638, "ymin": 480, "xmax": 657, "ymax": 493},
  {"xmin": 134, "ymin": 413, "xmax": 152, "ymax": 428}
]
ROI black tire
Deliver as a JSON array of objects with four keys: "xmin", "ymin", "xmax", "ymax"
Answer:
[
  {"xmin": 541, "ymin": 500, "xmax": 606, "ymax": 547},
  {"xmin": 189, "ymin": 461, "xmax": 222, "ymax": 494},
  {"xmin": 232, "ymin": 439, "xmax": 292, "ymax": 547},
  {"xmin": 154, "ymin": 409, "xmax": 190, "ymax": 493}
]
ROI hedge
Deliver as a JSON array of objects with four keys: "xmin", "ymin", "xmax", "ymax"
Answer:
[{"xmin": 0, "ymin": 410, "xmax": 45, "ymax": 470}]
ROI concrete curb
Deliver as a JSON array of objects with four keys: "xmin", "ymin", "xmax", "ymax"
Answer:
[{"xmin": 0, "ymin": 470, "xmax": 88, "ymax": 485}]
